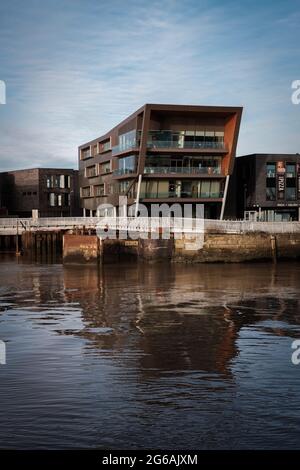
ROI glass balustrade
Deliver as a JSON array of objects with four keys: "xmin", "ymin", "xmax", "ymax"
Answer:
[
  {"xmin": 147, "ymin": 140, "xmax": 225, "ymax": 149},
  {"xmin": 144, "ymin": 166, "xmax": 221, "ymax": 175},
  {"xmin": 140, "ymin": 191, "xmax": 223, "ymax": 199}
]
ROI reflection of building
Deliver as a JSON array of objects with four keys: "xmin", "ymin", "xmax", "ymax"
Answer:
[
  {"xmin": 233, "ymin": 154, "xmax": 300, "ymax": 221},
  {"xmin": 79, "ymin": 104, "xmax": 242, "ymax": 219},
  {"xmin": 0, "ymin": 168, "xmax": 80, "ymax": 217},
  {"xmin": 62, "ymin": 262, "xmax": 300, "ymax": 378}
]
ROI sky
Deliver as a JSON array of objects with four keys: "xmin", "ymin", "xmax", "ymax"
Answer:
[{"xmin": 0, "ymin": 0, "xmax": 299, "ymax": 171}]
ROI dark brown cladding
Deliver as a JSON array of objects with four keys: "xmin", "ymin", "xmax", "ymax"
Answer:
[
  {"xmin": 79, "ymin": 103, "xmax": 242, "ymax": 219},
  {"xmin": 229, "ymin": 153, "xmax": 300, "ymax": 222},
  {"xmin": 0, "ymin": 168, "xmax": 80, "ymax": 217}
]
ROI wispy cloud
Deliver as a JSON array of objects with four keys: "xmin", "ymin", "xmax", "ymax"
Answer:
[{"xmin": 0, "ymin": 0, "xmax": 299, "ymax": 171}]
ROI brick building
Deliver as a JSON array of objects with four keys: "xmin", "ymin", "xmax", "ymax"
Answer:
[
  {"xmin": 0, "ymin": 168, "xmax": 80, "ymax": 217},
  {"xmin": 79, "ymin": 103, "xmax": 242, "ymax": 219},
  {"xmin": 232, "ymin": 154, "xmax": 300, "ymax": 221}
]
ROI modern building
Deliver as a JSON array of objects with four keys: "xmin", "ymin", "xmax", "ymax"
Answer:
[
  {"xmin": 233, "ymin": 154, "xmax": 300, "ymax": 221},
  {"xmin": 0, "ymin": 173, "xmax": 8, "ymax": 216},
  {"xmin": 79, "ymin": 104, "xmax": 242, "ymax": 219},
  {"xmin": 0, "ymin": 168, "xmax": 80, "ymax": 217}
]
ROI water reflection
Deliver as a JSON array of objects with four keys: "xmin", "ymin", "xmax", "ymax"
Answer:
[{"xmin": 0, "ymin": 257, "xmax": 300, "ymax": 449}]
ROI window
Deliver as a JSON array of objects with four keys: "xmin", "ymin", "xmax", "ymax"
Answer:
[
  {"xmin": 103, "ymin": 140, "xmax": 111, "ymax": 152},
  {"xmin": 215, "ymin": 131, "xmax": 224, "ymax": 143},
  {"xmin": 286, "ymin": 187, "xmax": 296, "ymax": 200},
  {"xmin": 85, "ymin": 165, "xmax": 97, "ymax": 178},
  {"xmin": 266, "ymin": 187, "xmax": 276, "ymax": 201},
  {"xmin": 210, "ymin": 181, "xmax": 221, "ymax": 198},
  {"xmin": 147, "ymin": 130, "xmax": 224, "ymax": 149},
  {"xmin": 119, "ymin": 180, "xmax": 131, "ymax": 194},
  {"xmin": 64, "ymin": 193, "xmax": 70, "ymax": 206},
  {"xmin": 94, "ymin": 184, "xmax": 105, "ymax": 196},
  {"xmin": 99, "ymin": 139, "xmax": 111, "ymax": 153},
  {"xmin": 266, "ymin": 163, "xmax": 276, "ymax": 178},
  {"xmin": 106, "ymin": 183, "xmax": 114, "ymax": 195},
  {"xmin": 81, "ymin": 147, "xmax": 91, "ymax": 159},
  {"xmin": 92, "ymin": 144, "xmax": 98, "ymax": 156},
  {"xmin": 118, "ymin": 130, "xmax": 137, "ymax": 151},
  {"xmin": 200, "ymin": 180, "xmax": 210, "ymax": 198},
  {"xmin": 100, "ymin": 161, "xmax": 111, "ymax": 174},
  {"xmin": 286, "ymin": 163, "xmax": 296, "ymax": 178},
  {"xmin": 140, "ymin": 179, "xmax": 221, "ymax": 198},
  {"xmin": 117, "ymin": 155, "xmax": 136, "ymax": 175},
  {"xmin": 48, "ymin": 193, "xmax": 56, "ymax": 206},
  {"xmin": 65, "ymin": 175, "xmax": 71, "ymax": 188},
  {"xmin": 81, "ymin": 186, "xmax": 91, "ymax": 198}
]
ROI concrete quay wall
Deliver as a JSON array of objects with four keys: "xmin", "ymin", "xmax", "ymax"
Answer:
[{"xmin": 61, "ymin": 232, "xmax": 300, "ymax": 264}]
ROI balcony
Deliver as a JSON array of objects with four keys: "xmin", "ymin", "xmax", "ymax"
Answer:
[
  {"xmin": 113, "ymin": 169, "xmax": 135, "ymax": 176},
  {"xmin": 112, "ymin": 143, "xmax": 139, "ymax": 156},
  {"xmin": 140, "ymin": 192, "xmax": 223, "ymax": 199},
  {"xmin": 147, "ymin": 140, "xmax": 225, "ymax": 150},
  {"xmin": 144, "ymin": 166, "xmax": 221, "ymax": 175}
]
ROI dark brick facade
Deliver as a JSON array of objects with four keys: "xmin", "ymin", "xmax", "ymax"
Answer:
[
  {"xmin": 231, "ymin": 154, "xmax": 300, "ymax": 221},
  {"xmin": 0, "ymin": 168, "xmax": 80, "ymax": 217}
]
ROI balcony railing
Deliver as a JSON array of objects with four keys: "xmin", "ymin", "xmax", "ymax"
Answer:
[
  {"xmin": 144, "ymin": 166, "xmax": 221, "ymax": 175},
  {"xmin": 147, "ymin": 141, "xmax": 225, "ymax": 150},
  {"xmin": 113, "ymin": 169, "xmax": 135, "ymax": 176},
  {"xmin": 112, "ymin": 143, "xmax": 139, "ymax": 155},
  {"xmin": 140, "ymin": 192, "xmax": 223, "ymax": 199}
]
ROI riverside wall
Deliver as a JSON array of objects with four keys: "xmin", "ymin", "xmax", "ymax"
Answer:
[{"xmin": 61, "ymin": 231, "xmax": 300, "ymax": 264}]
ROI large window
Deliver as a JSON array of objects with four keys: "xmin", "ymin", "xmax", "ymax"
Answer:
[
  {"xmin": 117, "ymin": 155, "xmax": 136, "ymax": 175},
  {"xmin": 46, "ymin": 174, "xmax": 71, "ymax": 188},
  {"xmin": 147, "ymin": 130, "xmax": 224, "ymax": 149},
  {"xmin": 118, "ymin": 130, "xmax": 137, "ymax": 152},
  {"xmin": 140, "ymin": 180, "xmax": 222, "ymax": 198},
  {"xmin": 144, "ymin": 155, "xmax": 221, "ymax": 174}
]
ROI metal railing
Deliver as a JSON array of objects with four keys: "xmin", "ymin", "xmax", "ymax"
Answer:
[
  {"xmin": 1, "ymin": 216, "xmax": 300, "ymax": 235},
  {"xmin": 144, "ymin": 166, "xmax": 221, "ymax": 175},
  {"xmin": 113, "ymin": 169, "xmax": 135, "ymax": 176},
  {"xmin": 112, "ymin": 143, "xmax": 139, "ymax": 155},
  {"xmin": 140, "ymin": 192, "xmax": 223, "ymax": 199},
  {"xmin": 147, "ymin": 141, "xmax": 226, "ymax": 150}
]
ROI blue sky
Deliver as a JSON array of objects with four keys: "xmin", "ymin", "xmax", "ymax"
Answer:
[{"xmin": 0, "ymin": 0, "xmax": 299, "ymax": 171}]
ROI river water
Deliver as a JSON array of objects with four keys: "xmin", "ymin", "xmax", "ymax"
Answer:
[{"xmin": 0, "ymin": 255, "xmax": 300, "ymax": 449}]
